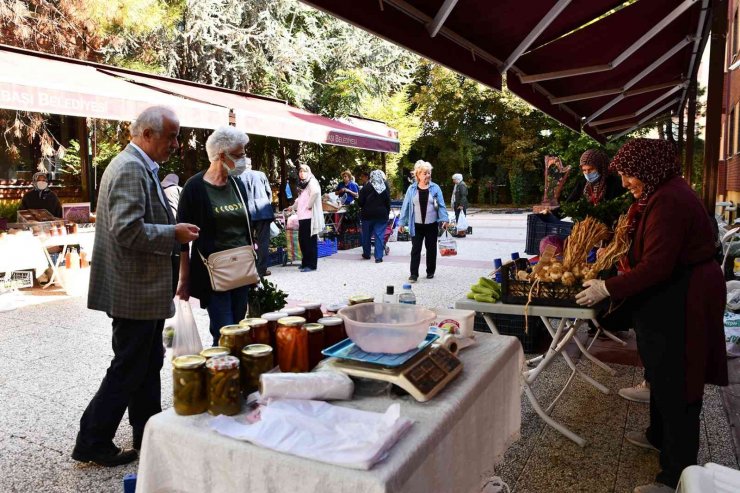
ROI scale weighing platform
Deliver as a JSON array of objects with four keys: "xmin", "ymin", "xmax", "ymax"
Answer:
[{"xmin": 323, "ymin": 334, "xmax": 463, "ymax": 402}]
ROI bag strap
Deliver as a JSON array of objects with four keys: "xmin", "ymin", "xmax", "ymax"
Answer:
[{"xmin": 230, "ymin": 176, "xmax": 256, "ymax": 248}]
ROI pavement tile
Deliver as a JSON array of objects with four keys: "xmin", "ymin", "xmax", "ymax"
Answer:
[
  {"xmin": 613, "ymin": 433, "xmax": 661, "ymax": 493},
  {"xmin": 703, "ymin": 385, "xmax": 740, "ymax": 468}
]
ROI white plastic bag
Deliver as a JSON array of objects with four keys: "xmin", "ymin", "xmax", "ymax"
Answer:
[
  {"xmin": 259, "ymin": 370, "xmax": 354, "ymax": 400},
  {"xmin": 456, "ymin": 209, "xmax": 469, "ymax": 231},
  {"xmin": 171, "ymin": 299, "xmax": 203, "ymax": 358},
  {"xmin": 269, "ymin": 221, "xmax": 280, "ymax": 239},
  {"xmin": 725, "ymin": 310, "xmax": 740, "ymax": 358}
]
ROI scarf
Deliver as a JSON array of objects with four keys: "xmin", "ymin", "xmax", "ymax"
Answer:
[
  {"xmin": 31, "ymin": 171, "xmax": 51, "ymax": 199},
  {"xmin": 369, "ymin": 170, "xmax": 386, "ymax": 194},
  {"xmin": 579, "ymin": 149, "xmax": 610, "ymax": 205}
]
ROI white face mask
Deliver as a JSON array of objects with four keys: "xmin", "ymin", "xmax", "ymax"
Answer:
[
  {"xmin": 223, "ymin": 154, "xmax": 247, "ymax": 176},
  {"xmin": 36, "ymin": 181, "xmax": 48, "ymax": 190}
]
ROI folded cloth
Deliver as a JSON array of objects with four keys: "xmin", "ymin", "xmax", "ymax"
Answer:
[
  {"xmin": 259, "ymin": 370, "xmax": 354, "ymax": 401},
  {"xmin": 209, "ymin": 399, "xmax": 413, "ymax": 470}
]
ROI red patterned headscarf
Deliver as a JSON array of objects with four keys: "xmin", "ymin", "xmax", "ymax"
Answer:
[{"xmin": 580, "ymin": 149, "xmax": 610, "ymax": 204}]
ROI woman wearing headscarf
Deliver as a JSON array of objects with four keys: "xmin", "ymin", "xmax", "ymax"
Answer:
[
  {"xmin": 564, "ymin": 148, "xmax": 624, "ymax": 205},
  {"xmin": 450, "ymin": 173, "xmax": 468, "ymax": 222},
  {"xmin": 292, "ymin": 164, "xmax": 324, "ymax": 272},
  {"xmin": 575, "ymin": 139, "xmax": 727, "ymax": 493},
  {"xmin": 398, "ymin": 160, "xmax": 449, "ymax": 282},
  {"xmin": 358, "ymin": 170, "xmax": 391, "ymax": 263},
  {"xmin": 21, "ymin": 171, "xmax": 63, "ymax": 218}
]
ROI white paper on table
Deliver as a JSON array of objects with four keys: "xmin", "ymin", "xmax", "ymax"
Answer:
[
  {"xmin": 209, "ymin": 399, "xmax": 413, "ymax": 470},
  {"xmin": 259, "ymin": 370, "xmax": 354, "ymax": 401}
]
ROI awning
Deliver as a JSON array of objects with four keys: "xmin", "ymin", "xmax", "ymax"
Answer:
[
  {"xmin": 100, "ymin": 69, "xmax": 401, "ymax": 153},
  {"xmin": 301, "ymin": 0, "xmax": 710, "ymax": 141},
  {"xmin": 0, "ymin": 49, "xmax": 228, "ymax": 129}
]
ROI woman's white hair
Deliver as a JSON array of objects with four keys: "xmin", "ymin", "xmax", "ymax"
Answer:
[
  {"xmin": 205, "ymin": 126, "xmax": 250, "ymax": 161},
  {"xmin": 452, "ymin": 173, "xmax": 463, "ymax": 182},
  {"xmin": 130, "ymin": 106, "xmax": 178, "ymax": 137},
  {"xmin": 414, "ymin": 160, "xmax": 433, "ymax": 179}
]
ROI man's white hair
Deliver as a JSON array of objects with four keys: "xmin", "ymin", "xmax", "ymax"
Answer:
[
  {"xmin": 414, "ymin": 159, "xmax": 433, "ymax": 179},
  {"xmin": 452, "ymin": 173, "xmax": 463, "ymax": 182},
  {"xmin": 130, "ymin": 106, "xmax": 178, "ymax": 137},
  {"xmin": 205, "ymin": 126, "xmax": 250, "ymax": 161}
]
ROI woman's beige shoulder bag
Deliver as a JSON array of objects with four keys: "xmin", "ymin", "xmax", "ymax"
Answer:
[{"xmin": 197, "ymin": 177, "xmax": 259, "ymax": 292}]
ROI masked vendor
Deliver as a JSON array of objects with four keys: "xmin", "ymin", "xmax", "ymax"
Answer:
[
  {"xmin": 563, "ymin": 149, "xmax": 624, "ymax": 205},
  {"xmin": 21, "ymin": 171, "xmax": 63, "ymax": 218}
]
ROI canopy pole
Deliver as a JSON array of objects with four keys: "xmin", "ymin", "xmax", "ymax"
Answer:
[
  {"xmin": 702, "ymin": 0, "xmax": 727, "ymax": 211},
  {"xmin": 278, "ymin": 139, "xmax": 288, "ymax": 210},
  {"xmin": 76, "ymin": 116, "xmax": 92, "ymax": 208},
  {"xmin": 678, "ymin": 99, "xmax": 685, "ymax": 167},
  {"xmin": 685, "ymin": 81, "xmax": 697, "ymax": 183}
]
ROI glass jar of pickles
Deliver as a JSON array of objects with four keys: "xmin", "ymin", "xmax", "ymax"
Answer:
[
  {"xmin": 172, "ymin": 355, "xmax": 207, "ymax": 416},
  {"xmin": 299, "ymin": 302, "xmax": 323, "ymax": 323},
  {"xmin": 305, "ymin": 323, "xmax": 325, "ymax": 370},
  {"xmin": 219, "ymin": 324, "xmax": 251, "ymax": 357},
  {"xmin": 200, "ymin": 346, "xmax": 231, "ymax": 361},
  {"xmin": 240, "ymin": 344, "xmax": 274, "ymax": 397},
  {"xmin": 275, "ymin": 316, "xmax": 308, "ymax": 372},
  {"xmin": 205, "ymin": 355, "xmax": 241, "ymax": 416},
  {"xmin": 283, "ymin": 306, "xmax": 306, "ymax": 317},
  {"xmin": 318, "ymin": 316, "xmax": 346, "ymax": 349},
  {"xmin": 240, "ymin": 318, "xmax": 270, "ymax": 346}
]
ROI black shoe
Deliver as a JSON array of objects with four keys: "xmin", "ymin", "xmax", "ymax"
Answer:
[
  {"xmin": 72, "ymin": 445, "xmax": 138, "ymax": 467},
  {"xmin": 409, "ymin": 275, "xmax": 418, "ymax": 283},
  {"xmin": 375, "ymin": 258, "xmax": 383, "ymax": 263},
  {"xmin": 362, "ymin": 255, "xmax": 371, "ymax": 260},
  {"xmin": 426, "ymin": 273, "xmax": 434, "ymax": 279}
]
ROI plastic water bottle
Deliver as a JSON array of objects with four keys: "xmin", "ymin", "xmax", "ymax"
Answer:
[
  {"xmin": 398, "ymin": 284, "xmax": 417, "ymax": 304},
  {"xmin": 493, "ymin": 258, "xmax": 503, "ymax": 283}
]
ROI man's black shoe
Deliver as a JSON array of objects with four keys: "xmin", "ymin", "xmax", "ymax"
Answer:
[
  {"xmin": 72, "ymin": 445, "xmax": 138, "ymax": 467},
  {"xmin": 409, "ymin": 275, "xmax": 418, "ymax": 283},
  {"xmin": 426, "ymin": 274, "xmax": 434, "ymax": 279}
]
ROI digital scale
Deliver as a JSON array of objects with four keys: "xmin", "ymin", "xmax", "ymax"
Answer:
[{"xmin": 323, "ymin": 334, "xmax": 463, "ymax": 402}]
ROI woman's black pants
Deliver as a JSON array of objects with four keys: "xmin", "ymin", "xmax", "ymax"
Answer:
[
  {"xmin": 410, "ymin": 222, "xmax": 438, "ymax": 277},
  {"xmin": 298, "ymin": 219, "xmax": 318, "ymax": 269}
]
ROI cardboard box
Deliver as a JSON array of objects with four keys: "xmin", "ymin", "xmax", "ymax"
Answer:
[
  {"xmin": 433, "ymin": 308, "xmax": 475, "ymax": 338},
  {"xmin": 62, "ymin": 202, "xmax": 91, "ymax": 223}
]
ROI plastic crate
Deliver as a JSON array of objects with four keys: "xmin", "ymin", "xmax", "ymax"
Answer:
[
  {"xmin": 338, "ymin": 232, "xmax": 362, "ymax": 250},
  {"xmin": 266, "ymin": 248, "xmax": 286, "ymax": 267},
  {"xmin": 318, "ymin": 238, "xmax": 338, "ymax": 257},
  {"xmin": 474, "ymin": 313, "xmax": 547, "ymax": 353},
  {"xmin": 525, "ymin": 213, "xmax": 573, "ymax": 255}
]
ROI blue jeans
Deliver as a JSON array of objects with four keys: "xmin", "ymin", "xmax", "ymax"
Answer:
[
  {"xmin": 206, "ymin": 285, "xmax": 249, "ymax": 346},
  {"xmin": 362, "ymin": 219, "xmax": 388, "ymax": 260}
]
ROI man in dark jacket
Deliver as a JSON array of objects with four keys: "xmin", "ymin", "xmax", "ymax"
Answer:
[{"xmin": 451, "ymin": 173, "xmax": 468, "ymax": 222}]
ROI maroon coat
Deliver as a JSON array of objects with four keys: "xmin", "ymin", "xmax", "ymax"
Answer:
[{"xmin": 606, "ymin": 176, "xmax": 727, "ymax": 401}]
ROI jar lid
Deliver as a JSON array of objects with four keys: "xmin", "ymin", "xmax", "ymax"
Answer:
[
  {"xmin": 349, "ymin": 294, "xmax": 374, "ymax": 304},
  {"xmin": 277, "ymin": 316, "xmax": 306, "ymax": 326},
  {"xmin": 304, "ymin": 323, "xmax": 325, "ymax": 333},
  {"xmin": 317, "ymin": 316, "xmax": 343, "ymax": 326},
  {"xmin": 283, "ymin": 306, "xmax": 306, "ymax": 315},
  {"xmin": 240, "ymin": 317, "xmax": 268, "ymax": 327},
  {"xmin": 220, "ymin": 324, "xmax": 249, "ymax": 335},
  {"xmin": 261, "ymin": 311, "xmax": 288, "ymax": 321},
  {"xmin": 205, "ymin": 355, "xmax": 240, "ymax": 370},
  {"xmin": 242, "ymin": 344, "xmax": 273, "ymax": 357},
  {"xmin": 200, "ymin": 347, "xmax": 231, "ymax": 359},
  {"xmin": 173, "ymin": 355, "xmax": 206, "ymax": 370},
  {"xmin": 299, "ymin": 302, "xmax": 321, "ymax": 309}
]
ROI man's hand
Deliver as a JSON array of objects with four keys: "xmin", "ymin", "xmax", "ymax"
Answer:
[
  {"xmin": 175, "ymin": 223, "xmax": 200, "ymax": 244},
  {"xmin": 440, "ymin": 222, "xmax": 449, "ymax": 230},
  {"xmin": 176, "ymin": 280, "xmax": 190, "ymax": 301},
  {"xmin": 457, "ymin": 206, "xmax": 463, "ymax": 211},
  {"xmin": 398, "ymin": 226, "xmax": 405, "ymax": 234},
  {"xmin": 575, "ymin": 279, "xmax": 610, "ymax": 307}
]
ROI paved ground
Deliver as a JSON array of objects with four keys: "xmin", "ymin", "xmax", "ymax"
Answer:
[{"xmin": 0, "ymin": 211, "xmax": 737, "ymax": 492}]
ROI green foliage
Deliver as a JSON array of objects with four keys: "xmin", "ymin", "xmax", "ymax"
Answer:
[
  {"xmin": 560, "ymin": 193, "xmax": 634, "ymax": 226},
  {"xmin": 270, "ymin": 230, "xmax": 287, "ymax": 249},
  {"xmin": 0, "ymin": 199, "xmax": 21, "ymax": 221},
  {"xmin": 247, "ymin": 278, "xmax": 289, "ymax": 317},
  {"xmin": 60, "ymin": 139, "xmax": 123, "ymax": 177},
  {"xmin": 343, "ymin": 201, "xmax": 360, "ymax": 223}
]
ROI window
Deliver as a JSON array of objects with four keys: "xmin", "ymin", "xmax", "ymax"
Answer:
[{"xmin": 729, "ymin": 107, "xmax": 736, "ymax": 157}]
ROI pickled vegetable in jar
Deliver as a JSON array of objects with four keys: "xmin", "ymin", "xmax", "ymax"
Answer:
[
  {"xmin": 305, "ymin": 323, "xmax": 325, "ymax": 370},
  {"xmin": 218, "ymin": 324, "xmax": 251, "ymax": 357},
  {"xmin": 206, "ymin": 355, "xmax": 241, "ymax": 416},
  {"xmin": 318, "ymin": 316, "xmax": 346, "ymax": 349},
  {"xmin": 276, "ymin": 316, "xmax": 308, "ymax": 372},
  {"xmin": 240, "ymin": 344, "xmax": 274, "ymax": 397},
  {"xmin": 283, "ymin": 306, "xmax": 306, "ymax": 317},
  {"xmin": 200, "ymin": 346, "xmax": 231, "ymax": 360},
  {"xmin": 261, "ymin": 311, "xmax": 288, "ymax": 360},
  {"xmin": 299, "ymin": 302, "xmax": 323, "ymax": 323},
  {"xmin": 240, "ymin": 318, "xmax": 270, "ymax": 346},
  {"xmin": 172, "ymin": 355, "xmax": 207, "ymax": 416}
]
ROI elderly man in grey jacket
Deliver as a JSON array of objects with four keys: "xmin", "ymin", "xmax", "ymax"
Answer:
[
  {"xmin": 239, "ymin": 160, "xmax": 275, "ymax": 276},
  {"xmin": 72, "ymin": 106, "xmax": 199, "ymax": 467}
]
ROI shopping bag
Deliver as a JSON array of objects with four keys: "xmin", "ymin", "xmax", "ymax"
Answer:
[
  {"xmin": 269, "ymin": 221, "xmax": 281, "ymax": 239},
  {"xmin": 286, "ymin": 214, "xmax": 299, "ymax": 231},
  {"xmin": 456, "ymin": 210, "xmax": 468, "ymax": 231},
  {"xmin": 438, "ymin": 230, "xmax": 458, "ymax": 257},
  {"xmin": 171, "ymin": 299, "xmax": 203, "ymax": 359}
]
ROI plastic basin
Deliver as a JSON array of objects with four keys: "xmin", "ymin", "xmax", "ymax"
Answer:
[{"xmin": 337, "ymin": 303, "xmax": 435, "ymax": 354}]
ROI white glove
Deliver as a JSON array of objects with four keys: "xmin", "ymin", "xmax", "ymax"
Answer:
[{"xmin": 575, "ymin": 279, "xmax": 610, "ymax": 307}]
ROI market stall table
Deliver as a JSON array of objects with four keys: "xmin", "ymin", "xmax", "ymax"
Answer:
[
  {"xmin": 135, "ymin": 332, "xmax": 522, "ymax": 493},
  {"xmin": 455, "ymin": 298, "xmax": 619, "ymax": 447},
  {"xmin": 40, "ymin": 228, "xmax": 95, "ymax": 289}
]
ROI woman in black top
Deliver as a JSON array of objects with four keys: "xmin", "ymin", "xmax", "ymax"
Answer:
[
  {"xmin": 176, "ymin": 126, "xmax": 252, "ymax": 346},
  {"xmin": 358, "ymin": 170, "xmax": 391, "ymax": 262},
  {"xmin": 21, "ymin": 171, "xmax": 63, "ymax": 218}
]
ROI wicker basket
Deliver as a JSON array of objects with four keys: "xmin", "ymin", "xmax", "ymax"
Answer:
[{"xmin": 500, "ymin": 261, "xmax": 584, "ymax": 308}]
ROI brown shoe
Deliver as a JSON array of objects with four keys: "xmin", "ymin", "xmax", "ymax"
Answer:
[
  {"xmin": 72, "ymin": 445, "xmax": 138, "ymax": 467},
  {"xmin": 264, "ymin": 270, "xmax": 271, "ymax": 276}
]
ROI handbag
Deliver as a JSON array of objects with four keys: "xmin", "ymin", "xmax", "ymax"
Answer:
[{"xmin": 197, "ymin": 177, "xmax": 259, "ymax": 292}]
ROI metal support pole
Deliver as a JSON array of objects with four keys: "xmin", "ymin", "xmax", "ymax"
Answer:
[{"xmin": 685, "ymin": 81, "xmax": 697, "ymax": 183}]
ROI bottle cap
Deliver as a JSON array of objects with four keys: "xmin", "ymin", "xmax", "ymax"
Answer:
[
  {"xmin": 494, "ymin": 258, "xmax": 503, "ymax": 268},
  {"xmin": 403, "ymin": 284, "xmax": 412, "ymax": 290},
  {"xmin": 386, "ymin": 285, "xmax": 394, "ymax": 295},
  {"xmin": 511, "ymin": 252, "xmax": 520, "ymax": 260}
]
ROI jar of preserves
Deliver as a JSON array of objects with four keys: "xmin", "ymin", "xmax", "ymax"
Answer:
[
  {"xmin": 299, "ymin": 302, "xmax": 323, "ymax": 323},
  {"xmin": 318, "ymin": 316, "xmax": 346, "ymax": 349},
  {"xmin": 206, "ymin": 355, "xmax": 241, "ymax": 416},
  {"xmin": 261, "ymin": 311, "xmax": 288, "ymax": 357},
  {"xmin": 283, "ymin": 306, "xmax": 306, "ymax": 317},
  {"xmin": 219, "ymin": 324, "xmax": 251, "ymax": 357},
  {"xmin": 275, "ymin": 316, "xmax": 308, "ymax": 372},
  {"xmin": 305, "ymin": 323, "xmax": 325, "ymax": 370},
  {"xmin": 240, "ymin": 344, "xmax": 274, "ymax": 397},
  {"xmin": 172, "ymin": 355, "xmax": 207, "ymax": 416},
  {"xmin": 240, "ymin": 318, "xmax": 270, "ymax": 346},
  {"xmin": 200, "ymin": 346, "xmax": 231, "ymax": 360}
]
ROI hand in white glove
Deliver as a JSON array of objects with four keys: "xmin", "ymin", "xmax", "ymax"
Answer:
[{"xmin": 575, "ymin": 279, "xmax": 610, "ymax": 307}]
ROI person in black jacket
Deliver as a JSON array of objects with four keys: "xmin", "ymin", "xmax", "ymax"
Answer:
[
  {"xmin": 176, "ymin": 126, "xmax": 252, "ymax": 346},
  {"xmin": 563, "ymin": 149, "xmax": 624, "ymax": 205},
  {"xmin": 20, "ymin": 171, "xmax": 63, "ymax": 218},
  {"xmin": 358, "ymin": 170, "xmax": 391, "ymax": 263}
]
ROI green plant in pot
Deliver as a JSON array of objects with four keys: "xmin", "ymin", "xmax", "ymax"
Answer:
[{"xmin": 248, "ymin": 278, "xmax": 288, "ymax": 317}]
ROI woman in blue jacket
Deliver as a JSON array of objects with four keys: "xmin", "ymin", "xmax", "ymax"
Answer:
[{"xmin": 398, "ymin": 160, "xmax": 449, "ymax": 282}]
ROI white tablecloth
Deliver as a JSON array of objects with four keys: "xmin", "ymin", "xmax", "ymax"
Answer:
[
  {"xmin": 0, "ymin": 232, "xmax": 48, "ymax": 276},
  {"xmin": 135, "ymin": 333, "xmax": 523, "ymax": 493}
]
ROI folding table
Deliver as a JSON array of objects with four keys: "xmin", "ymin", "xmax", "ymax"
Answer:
[{"xmin": 455, "ymin": 298, "xmax": 624, "ymax": 447}]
